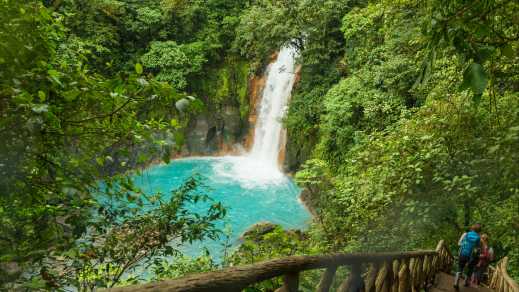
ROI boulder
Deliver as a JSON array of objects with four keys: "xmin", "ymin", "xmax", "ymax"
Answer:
[
  {"xmin": 222, "ymin": 105, "xmax": 242, "ymax": 137},
  {"xmin": 241, "ymin": 221, "xmax": 278, "ymax": 241},
  {"xmin": 185, "ymin": 115, "xmax": 212, "ymax": 153}
]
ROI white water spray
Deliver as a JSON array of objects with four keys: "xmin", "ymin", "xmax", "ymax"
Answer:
[
  {"xmin": 213, "ymin": 47, "xmax": 298, "ymax": 187},
  {"xmin": 249, "ymin": 47, "xmax": 298, "ymax": 166}
]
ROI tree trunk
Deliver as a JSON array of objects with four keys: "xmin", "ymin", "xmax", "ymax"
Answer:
[{"xmin": 464, "ymin": 200, "xmax": 471, "ymax": 228}]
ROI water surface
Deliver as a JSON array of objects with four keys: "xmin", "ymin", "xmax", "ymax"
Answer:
[{"xmin": 134, "ymin": 156, "xmax": 311, "ymax": 258}]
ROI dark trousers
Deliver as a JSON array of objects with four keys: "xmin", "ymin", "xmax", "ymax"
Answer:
[
  {"xmin": 458, "ymin": 255, "xmax": 477, "ymax": 276},
  {"xmin": 474, "ymin": 265, "xmax": 488, "ymax": 284}
]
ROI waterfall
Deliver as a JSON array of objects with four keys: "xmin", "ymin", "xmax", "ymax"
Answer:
[
  {"xmin": 249, "ymin": 47, "xmax": 297, "ymax": 166},
  {"xmin": 212, "ymin": 46, "xmax": 297, "ymax": 187}
]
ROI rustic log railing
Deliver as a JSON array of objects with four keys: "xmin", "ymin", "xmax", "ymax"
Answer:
[
  {"xmin": 488, "ymin": 257, "xmax": 519, "ymax": 292},
  {"xmin": 108, "ymin": 240, "xmax": 454, "ymax": 292}
]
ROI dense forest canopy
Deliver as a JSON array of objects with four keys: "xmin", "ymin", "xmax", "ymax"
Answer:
[{"xmin": 1, "ymin": 0, "xmax": 518, "ymax": 290}]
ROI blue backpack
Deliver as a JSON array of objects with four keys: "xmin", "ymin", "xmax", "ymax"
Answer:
[{"xmin": 459, "ymin": 231, "xmax": 481, "ymax": 258}]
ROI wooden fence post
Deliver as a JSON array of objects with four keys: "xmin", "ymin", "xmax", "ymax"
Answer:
[
  {"xmin": 364, "ymin": 262, "xmax": 380, "ymax": 292},
  {"xmin": 391, "ymin": 260, "xmax": 400, "ymax": 292},
  {"xmin": 398, "ymin": 259, "xmax": 410, "ymax": 292},
  {"xmin": 338, "ymin": 263, "xmax": 363, "ymax": 292},
  {"xmin": 275, "ymin": 272, "xmax": 300, "ymax": 292},
  {"xmin": 375, "ymin": 261, "xmax": 392, "ymax": 292},
  {"xmin": 317, "ymin": 266, "xmax": 337, "ymax": 292},
  {"xmin": 410, "ymin": 257, "xmax": 421, "ymax": 292}
]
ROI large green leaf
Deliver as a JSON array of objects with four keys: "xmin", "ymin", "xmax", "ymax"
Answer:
[
  {"xmin": 460, "ymin": 63, "xmax": 488, "ymax": 100},
  {"xmin": 135, "ymin": 63, "xmax": 143, "ymax": 74},
  {"xmin": 501, "ymin": 44, "xmax": 515, "ymax": 59}
]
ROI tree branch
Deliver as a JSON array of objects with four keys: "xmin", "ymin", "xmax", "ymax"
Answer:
[{"xmin": 64, "ymin": 98, "xmax": 134, "ymax": 124}]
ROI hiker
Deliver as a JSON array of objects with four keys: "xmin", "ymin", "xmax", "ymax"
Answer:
[
  {"xmin": 454, "ymin": 223, "xmax": 481, "ymax": 289},
  {"xmin": 472, "ymin": 234, "xmax": 494, "ymax": 287}
]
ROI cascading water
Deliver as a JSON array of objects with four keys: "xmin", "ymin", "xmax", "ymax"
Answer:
[
  {"xmin": 212, "ymin": 46, "xmax": 298, "ymax": 186},
  {"xmin": 250, "ymin": 47, "xmax": 298, "ymax": 165},
  {"xmin": 131, "ymin": 46, "xmax": 308, "ymax": 259}
]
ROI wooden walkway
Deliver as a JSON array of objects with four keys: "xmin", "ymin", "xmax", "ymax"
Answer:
[{"xmin": 431, "ymin": 272, "xmax": 493, "ymax": 292}]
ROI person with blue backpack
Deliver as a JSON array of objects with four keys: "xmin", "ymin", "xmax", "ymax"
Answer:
[{"xmin": 454, "ymin": 223, "xmax": 482, "ymax": 289}]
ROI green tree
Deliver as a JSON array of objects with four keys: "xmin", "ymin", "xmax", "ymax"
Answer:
[
  {"xmin": 141, "ymin": 41, "xmax": 207, "ymax": 89},
  {"xmin": 0, "ymin": 2, "xmax": 223, "ymax": 288},
  {"xmin": 235, "ymin": 0, "xmax": 351, "ymax": 65},
  {"xmin": 418, "ymin": 0, "xmax": 519, "ymax": 102},
  {"xmin": 49, "ymin": 177, "xmax": 225, "ymax": 290}
]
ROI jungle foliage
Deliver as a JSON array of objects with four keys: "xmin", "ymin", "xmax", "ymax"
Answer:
[
  {"xmin": 1, "ymin": 0, "xmax": 519, "ymax": 290},
  {"xmin": 288, "ymin": 0, "xmax": 519, "ymax": 279},
  {"xmin": 0, "ymin": 0, "xmax": 239, "ymax": 289}
]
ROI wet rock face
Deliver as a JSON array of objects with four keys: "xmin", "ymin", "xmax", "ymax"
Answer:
[
  {"xmin": 184, "ymin": 106, "xmax": 247, "ymax": 155},
  {"xmin": 284, "ymin": 130, "xmax": 316, "ymax": 172},
  {"xmin": 185, "ymin": 115, "xmax": 213, "ymax": 154},
  {"xmin": 284, "ymin": 132, "xmax": 304, "ymax": 172},
  {"xmin": 183, "ymin": 58, "xmax": 251, "ymax": 156},
  {"xmin": 222, "ymin": 106, "xmax": 242, "ymax": 137}
]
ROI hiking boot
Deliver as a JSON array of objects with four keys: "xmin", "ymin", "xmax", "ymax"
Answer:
[
  {"xmin": 464, "ymin": 278, "xmax": 470, "ymax": 287},
  {"xmin": 453, "ymin": 272, "xmax": 461, "ymax": 289}
]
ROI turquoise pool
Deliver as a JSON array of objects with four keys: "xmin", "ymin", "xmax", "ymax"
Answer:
[{"xmin": 132, "ymin": 156, "xmax": 311, "ymax": 259}]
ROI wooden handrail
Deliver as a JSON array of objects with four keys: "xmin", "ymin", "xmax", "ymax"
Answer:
[
  {"xmin": 107, "ymin": 240, "xmax": 454, "ymax": 292},
  {"xmin": 489, "ymin": 257, "xmax": 519, "ymax": 292}
]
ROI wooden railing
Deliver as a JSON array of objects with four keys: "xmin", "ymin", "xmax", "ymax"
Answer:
[
  {"xmin": 489, "ymin": 257, "xmax": 519, "ymax": 292},
  {"xmin": 108, "ymin": 240, "xmax": 453, "ymax": 292}
]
